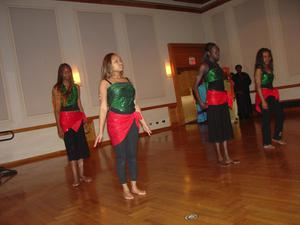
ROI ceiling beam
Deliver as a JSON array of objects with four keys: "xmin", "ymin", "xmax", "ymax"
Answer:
[
  {"xmin": 173, "ymin": 0, "xmax": 211, "ymax": 4},
  {"xmin": 56, "ymin": 0, "xmax": 231, "ymax": 14}
]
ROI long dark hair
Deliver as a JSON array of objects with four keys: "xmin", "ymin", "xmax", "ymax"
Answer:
[
  {"xmin": 54, "ymin": 63, "xmax": 74, "ymax": 100},
  {"xmin": 101, "ymin": 53, "xmax": 123, "ymax": 80},
  {"xmin": 255, "ymin": 48, "xmax": 273, "ymax": 71},
  {"xmin": 203, "ymin": 42, "xmax": 218, "ymax": 62}
]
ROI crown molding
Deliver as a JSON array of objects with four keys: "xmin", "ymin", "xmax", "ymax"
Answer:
[{"xmin": 56, "ymin": 0, "xmax": 231, "ymax": 14}]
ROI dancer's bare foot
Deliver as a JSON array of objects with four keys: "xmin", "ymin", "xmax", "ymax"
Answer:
[
  {"xmin": 217, "ymin": 160, "xmax": 230, "ymax": 167},
  {"xmin": 263, "ymin": 144, "xmax": 275, "ymax": 149},
  {"xmin": 123, "ymin": 191, "xmax": 134, "ymax": 200},
  {"xmin": 131, "ymin": 188, "xmax": 147, "ymax": 196},
  {"xmin": 130, "ymin": 181, "xmax": 146, "ymax": 196},
  {"xmin": 218, "ymin": 157, "xmax": 224, "ymax": 162},
  {"xmin": 72, "ymin": 181, "xmax": 80, "ymax": 187},
  {"xmin": 79, "ymin": 176, "xmax": 92, "ymax": 183},
  {"xmin": 272, "ymin": 139, "xmax": 287, "ymax": 145},
  {"xmin": 227, "ymin": 159, "xmax": 240, "ymax": 165}
]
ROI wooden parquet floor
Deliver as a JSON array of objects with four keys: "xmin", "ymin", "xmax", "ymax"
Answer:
[{"xmin": 1, "ymin": 108, "xmax": 300, "ymax": 225}]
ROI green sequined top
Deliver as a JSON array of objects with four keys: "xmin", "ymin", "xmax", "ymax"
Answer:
[
  {"xmin": 107, "ymin": 82, "xmax": 135, "ymax": 114},
  {"xmin": 204, "ymin": 61, "xmax": 225, "ymax": 91},
  {"xmin": 261, "ymin": 71, "xmax": 274, "ymax": 89},
  {"xmin": 205, "ymin": 67, "xmax": 223, "ymax": 83},
  {"xmin": 60, "ymin": 85, "xmax": 80, "ymax": 111}
]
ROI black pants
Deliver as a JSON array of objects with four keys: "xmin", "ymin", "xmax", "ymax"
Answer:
[
  {"xmin": 261, "ymin": 96, "xmax": 284, "ymax": 145},
  {"xmin": 236, "ymin": 92, "xmax": 252, "ymax": 119},
  {"xmin": 114, "ymin": 122, "xmax": 139, "ymax": 184},
  {"xmin": 63, "ymin": 123, "xmax": 90, "ymax": 161}
]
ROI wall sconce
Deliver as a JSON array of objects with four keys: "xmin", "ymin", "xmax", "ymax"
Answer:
[
  {"xmin": 165, "ymin": 62, "xmax": 172, "ymax": 78},
  {"xmin": 72, "ymin": 65, "xmax": 81, "ymax": 85}
]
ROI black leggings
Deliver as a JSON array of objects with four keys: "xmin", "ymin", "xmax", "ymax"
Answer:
[
  {"xmin": 114, "ymin": 122, "xmax": 139, "ymax": 184},
  {"xmin": 261, "ymin": 96, "xmax": 284, "ymax": 145},
  {"xmin": 63, "ymin": 123, "xmax": 90, "ymax": 161}
]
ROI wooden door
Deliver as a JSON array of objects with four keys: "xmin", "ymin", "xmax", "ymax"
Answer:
[{"xmin": 168, "ymin": 43, "xmax": 205, "ymax": 125}]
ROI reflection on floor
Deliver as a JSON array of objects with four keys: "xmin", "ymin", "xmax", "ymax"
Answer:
[{"xmin": 1, "ymin": 108, "xmax": 300, "ymax": 225}]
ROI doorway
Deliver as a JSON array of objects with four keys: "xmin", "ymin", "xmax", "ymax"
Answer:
[{"xmin": 168, "ymin": 43, "xmax": 205, "ymax": 125}]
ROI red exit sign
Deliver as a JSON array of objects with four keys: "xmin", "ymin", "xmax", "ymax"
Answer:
[{"xmin": 188, "ymin": 56, "xmax": 196, "ymax": 65}]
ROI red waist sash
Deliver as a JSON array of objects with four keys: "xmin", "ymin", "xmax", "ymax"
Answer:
[
  {"xmin": 107, "ymin": 111, "xmax": 141, "ymax": 146},
  {"xmin": 255, "ymin": 88, "xmax": 279, "ymax": 113},
  {"xmin": 206, "ymin": 90, "xmax": 233, "ymax": 108},
  {"xmin": 59, "ymin": 111, "xmax": 87, "ymax": 133}
]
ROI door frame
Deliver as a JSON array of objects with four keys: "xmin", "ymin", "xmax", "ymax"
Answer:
[{"xmin": 168, "ymin": 43, "xmax": 205, "ymax": 125}]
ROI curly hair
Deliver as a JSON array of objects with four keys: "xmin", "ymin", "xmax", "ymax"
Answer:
[{"xmin": 255, "ymin": 48, "xmax": 273, "ymax": 71}]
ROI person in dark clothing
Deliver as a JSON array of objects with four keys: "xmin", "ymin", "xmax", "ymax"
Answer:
[
  {"xmin": 232, "ymin": 64, "xmax": 252, "ymax": 119},
  {"xmin": 254, "ymin": 48, "xmax": 286, "ymax": 149},
  {"xmin": 193, "ymin": 43, "xmax": 239, "ymax": 167}
]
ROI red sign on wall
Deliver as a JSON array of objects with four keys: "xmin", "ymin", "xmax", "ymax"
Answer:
[{"xmin": 188, "ymin": 57, "xmax": 196, "ymax": 65}]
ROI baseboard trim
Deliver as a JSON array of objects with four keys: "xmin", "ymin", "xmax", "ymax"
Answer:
[
  {"xmin": 1, "ymin": 126, "xmax": 173, "ymax": 168},
  {"xmin": 1, "ymin": 150, "xmax": 66, "ymax": 168}
]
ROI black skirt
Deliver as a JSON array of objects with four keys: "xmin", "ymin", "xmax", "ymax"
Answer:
[
  {"xmin": 207, "ymin": 104, "xmax": 233, "ymax": 142},
  {"xmin": 63, "ymin": 123, "xmax": 90, "ymax": 161}
]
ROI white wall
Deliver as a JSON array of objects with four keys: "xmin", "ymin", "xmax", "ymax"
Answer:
[
  {"xmin": 0, "ymin": 0, "xmax": 204, "ymax": 164},
  {"xmin": 201, "ymin": 0, "xmax": 300, "ymax": 101}
]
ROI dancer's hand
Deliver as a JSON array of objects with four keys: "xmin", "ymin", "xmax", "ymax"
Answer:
[
  {"xmin": 262, "ymin": 101, "xmax": 268, "ymax": 109},
  {"xmin": 142, "ymin": 123, "xmax": 152, "ymax": 136},
  {"xmin": 58, "ymin": 126, "xmax": 64, "ymax": 138},
  {"xmin": 94, "ymin": 132, "xmax": 103, "ymax": 148},
  {"xmin": 83, "ymin": 122, "xmax": 89, "ymax": 134},
  {"xmin": 200, "ymin": 102, "xmax": 208, "ymax": 109}
]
